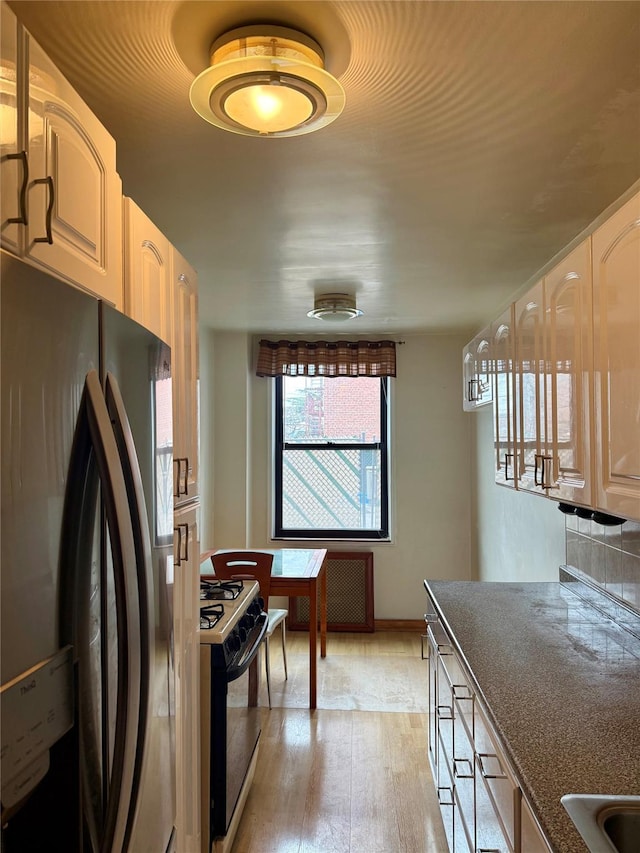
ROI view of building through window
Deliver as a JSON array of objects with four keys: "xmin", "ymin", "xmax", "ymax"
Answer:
[{"xmin": 276, "ymin": 376, "xmax": 389, "ymax": 538}]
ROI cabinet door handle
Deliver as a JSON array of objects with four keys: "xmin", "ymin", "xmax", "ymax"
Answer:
[
  {"xmin": 452, "ymin": 683, "xmax": 473, "ymax": 701},
  {"xmin": 477, "ymin": 751, "xmax": 508, "ymax": 780},
  {"xmin": 437, "ymin": 786, "xmax": 454, "ymax": 807},
  {"xmin": 32, "ymin": 176, "xmax": 54, "ymax": 244},
  {"xmin": 6, "ymin": 150, "xmax": 29, "ymax": 225},
  {"xmin": 453, "ymin": 757, "xmax": 474, "ymax": 779},
  {"xmin": 504, "ymin": 453, "xmax": 514, "ymax": 481},
  {"xmin": 468, "ymin": 378, "xmax": 479, "ymax": 401},
  {"xmin": 543, "ymin": 455, "xmax": 556, "ymax": 490},
  {"xmin": 534, "ymin": 453, "xmax": 543, "ymax": 486},
  {"xmin": 436, "ymin": 704, "xmax": 453, "ymax": 721},
  {"xmin": 174, "ymin": 524, "xmax": 182, "ymax": 565},
  {"xmin": 178, "ymin": 522, "xmax": 189, "ymax": 563}
]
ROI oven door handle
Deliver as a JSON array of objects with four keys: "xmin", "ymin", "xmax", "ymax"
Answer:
[{"xmin": 227, "ymin": 613, "xmax": 269, "ymax": 682}]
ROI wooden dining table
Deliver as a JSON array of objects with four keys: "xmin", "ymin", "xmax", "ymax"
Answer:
[{"xmin": 207, "ymin": 548, "xmax": 328, "ymax": 710}]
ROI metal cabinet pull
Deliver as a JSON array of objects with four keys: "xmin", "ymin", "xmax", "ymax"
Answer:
[
  {"xmin": 468, "ymin": 378, "xmax": 479, "ymax": 402},
  {"xmin": 452, "ymin": 683, "xmax": 473, "ymax": 701},
  {"xmin": 436, "ymin": 703, "xmax": 453, "ymax": 721},
  {"xmin": 453, "ymin": 757, "xmax": 474, "ymax": 779},
  {"xmin": 542, "ymin": 455, "xmax": 556, "ymax": 490},
  {"xmin": 174, "ymin": 522, "xmax": 189, "ymax": 565},
  {"xmin": 174, "ymin": 457, "xmax": 189, "ymax": 497},
  {"xmin": 477, "ymin": 751, "xmax": 508, "ymax": 780},
  {"xmin": 504, "ymin": 453, "xmax": 514, "ymax": 481},
  {"xmin": 32, "ymin": 176, "xmax": 54, "ymax": 243},
  {"xmin": 437, "ymin": 786, "xmax": 455, "ymax": 807},
  {"xmin": 174, "ymin": 525, "xmax": 182, "ymax": 565},
  {"xmin": 6, "ymin": 150, "xmax": 29, "ymax": 225},
  {"xmin": 534, "ymin": 453, "xmax": 543, "ymax": 486}
]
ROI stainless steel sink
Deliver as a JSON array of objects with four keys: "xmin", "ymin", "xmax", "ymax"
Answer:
[{"xmin": 561, "ymin": 794, "xmax": 640, "ymax": 852}]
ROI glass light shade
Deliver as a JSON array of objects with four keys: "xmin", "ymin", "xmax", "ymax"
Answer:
[
  {"xmin": 190, "ymin": 26, "xmax": 345, "ymax": 138},
  {"xmin": 223, "ymin": 82, "xmax": 314, "ymax": 134}
]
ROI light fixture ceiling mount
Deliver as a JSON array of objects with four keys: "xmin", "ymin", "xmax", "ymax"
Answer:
[
  {"xmin": 190, "ymin": 25, "xmax": 345, "ymax": 137},
  {"xmin": 307, "ymin": 293, "xmax": 363, "ymax": 322}
]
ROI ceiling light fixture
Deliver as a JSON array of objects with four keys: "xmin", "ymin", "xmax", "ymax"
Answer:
[
  {"xmin": 307, "ymin": 293, "xmax": 363, "ymax": 322},
  {"xmin": 189, "ymin": 25, "xmax": 345, "ymax": 137}
]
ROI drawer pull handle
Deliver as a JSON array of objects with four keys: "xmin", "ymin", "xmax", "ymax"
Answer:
[
  {"xmin": 477, "ymin": 751, "xmax": 508, "ymax": 780},
  {"xmin": 437, "ymin": 786, "xmax": 454, "ymax": 807},
  {"xmin": 436, "ymin": 704, "xmax": 453, "ymax": 721},
  {"xmin": 453, "ymin": 757, "xmax": 474, "ymax": 779},
  {"xmin": 452, "ymin": 683, "xmax": 473, "ymax": 701}
]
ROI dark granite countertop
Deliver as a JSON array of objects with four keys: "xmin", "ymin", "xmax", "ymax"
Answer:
[{"xmin": 424, "ymin": 580, "xmax": 640, "ymax": 853}]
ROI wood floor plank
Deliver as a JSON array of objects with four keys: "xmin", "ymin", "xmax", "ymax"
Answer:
[{"xmin": 229, "ymin": 632, "xmax": 447, "ymax": 853}]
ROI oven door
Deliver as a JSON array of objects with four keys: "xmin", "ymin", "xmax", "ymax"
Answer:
[{"xmin": 205, "ymin": 613, "xmax": 268, "ymax": 844}]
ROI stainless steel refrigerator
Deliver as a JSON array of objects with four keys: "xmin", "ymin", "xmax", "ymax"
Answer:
[{"xmin": 0, "ymin": 251, "xmax": 176, "ymax": 852}]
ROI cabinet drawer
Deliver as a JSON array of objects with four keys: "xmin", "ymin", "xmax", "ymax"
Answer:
[{"xmin": 474, "ymin": 702, "xmax": 518, "ymax": 849}]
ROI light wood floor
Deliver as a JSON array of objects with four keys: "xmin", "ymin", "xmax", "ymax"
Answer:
[{"xmin": 231, "ymin": 631, "xmax": 447, "ymax": 853}]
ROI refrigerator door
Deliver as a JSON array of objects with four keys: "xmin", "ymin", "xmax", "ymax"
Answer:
[
  {"xmin": 1, "ymin": 252, "xmax": 98, "ymax": 847},
  {"xmin": 100, "ymin": 304, "xmax": 175, "ymax": 852}
]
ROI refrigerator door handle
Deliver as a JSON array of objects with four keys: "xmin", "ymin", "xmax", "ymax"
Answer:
[
  {"xmin": 104, "ymin": 372, "xmax": 154, "ymax": 848},
  {"xmin": 60, "ymin": 369, "xmax": 141, "ymax": 853}
]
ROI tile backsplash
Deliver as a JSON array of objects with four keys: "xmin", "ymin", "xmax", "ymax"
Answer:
[{"xmin": 565, "ymin": 514, "xmax": 640, "ymax": 614}]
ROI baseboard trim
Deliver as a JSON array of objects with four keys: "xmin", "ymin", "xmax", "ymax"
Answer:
[{"xmin": 374, "ymin": 619, "xmax": 424, "ymax": 632}]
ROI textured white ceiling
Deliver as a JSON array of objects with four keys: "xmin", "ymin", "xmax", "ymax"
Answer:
[{"xmin": 8, "ymin": 0, "xmax": 640, "ymax": 335}]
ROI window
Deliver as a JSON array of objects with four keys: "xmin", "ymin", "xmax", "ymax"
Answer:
[{"xmin": 274, "ymin": 375, "xmax": 390, "ymax": 539}]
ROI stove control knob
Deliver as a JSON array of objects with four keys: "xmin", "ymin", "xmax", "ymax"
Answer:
[
  {"xmin": 227, "ymin": 633, "xmax": 241, "ymax": 653},
  {"xmin": 240, "ymin": 613, "xmax": 254, "ymax": 632}
]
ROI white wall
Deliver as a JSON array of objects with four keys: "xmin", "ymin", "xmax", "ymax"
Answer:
[{"xmin": 199, "ymin": 331, "xmax": 473, "ymax": 620}]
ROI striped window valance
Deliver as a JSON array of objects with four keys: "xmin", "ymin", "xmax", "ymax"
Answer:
[{"xmin": 256, "ymin": 339, "xmax": 396, "ymax": 377}]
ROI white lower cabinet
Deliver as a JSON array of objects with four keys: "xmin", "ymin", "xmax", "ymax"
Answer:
[
  {"xmin": 173, "ymin": 504, "xmax": 201, "ymax": 853},
  {"xmin": 426, "ymin": 598, "xmax": 551, "ymax": 853}
]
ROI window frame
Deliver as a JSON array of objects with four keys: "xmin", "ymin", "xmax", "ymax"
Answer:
[{"xmin": 273, "ymin": 375, "xmax": 390, "ymax": 540}]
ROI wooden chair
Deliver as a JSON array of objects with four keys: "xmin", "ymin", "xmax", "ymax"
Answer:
[{"xmin": 209, "ymin": 550, "xmax": 288, "ymax": 709}]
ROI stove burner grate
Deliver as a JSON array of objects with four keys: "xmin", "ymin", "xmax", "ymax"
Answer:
[
  {"xmin": 200, "ymin": 578, "xmax": 244, "ymax": 601},
  {"xmin": 200, "ymin": 603, "xmax": 225, "ymax": 630}
]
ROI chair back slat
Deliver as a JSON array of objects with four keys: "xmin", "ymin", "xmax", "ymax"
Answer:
[{"xmin": 211, "ymin": 551, "xmax": 274, "ymax": 608}]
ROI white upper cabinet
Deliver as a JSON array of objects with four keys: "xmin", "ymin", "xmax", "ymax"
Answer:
[
  {"xmin": 0, "ymin": 2, "xmax": 21, "ymax": 257},
  {"xmin": 514, "ymin": 280, "xmax": 546, "ymax": 494},
  {"xmin": 462, "ymin": 328, "xmax": 493, "ymax": 411},
  {"xmin": 514, "ymin": 240, "xmax": 594, "ymax": 505},
  {"xmin": 1, "ymin": 3, "xmax": 123, "ymax": 306},
  {"xmin": 123, "ymin": 196, "xmax": 172, "ymax": 344},
  {"xmin": 491, "ymin": 305, "xmax": 517, "ymax": 488},
  {"xmin": 592, "ymin": 192, "xmax": 640, "ymax": 520},
  {"xmin": 542, "ymin": 240, "xmax": 593, "ymax": 506},
  {"xmin": 122, "ymin": 202, "xmax": 199, "ymax": 505},
  {"xmin": 172, "ymin": 247, "xmax": 199, "ymax": 505}
]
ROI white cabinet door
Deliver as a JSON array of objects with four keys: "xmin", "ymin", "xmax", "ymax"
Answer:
[
  {"xmin": 1, "ymin": 4, "xmax": 122, "ymax": 306},
  {"xmin": 123, "ymin": 196, "xmax": 172, "ymax": 344},
  {"xmin": 491, "ymin": 306, "xmax": 517, "ymax": 487},
  {"xmin": 542, "ymin": 240, "xmax": 593, "ymax": 506},
  {"xmin": 172, "ymin": 248, "xmax": 199, "ymax": 505},
  {"xmin": 0, "ymin": 3, "xmax": 23, "ymax": 256},
  {"xmin": 514, "ymin": 280, "xmax": 546, "ymax": 494},
  {"xmin": 592, "ymin": 192, "xmax": 640, "ymax": 521},
  {"xmin": 462, "ymin": 329, "xmax": 492, "ymax": 411},
  {"xmin": 173, "ymin": 504, "xmax": 201, "ymax": 853}
]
